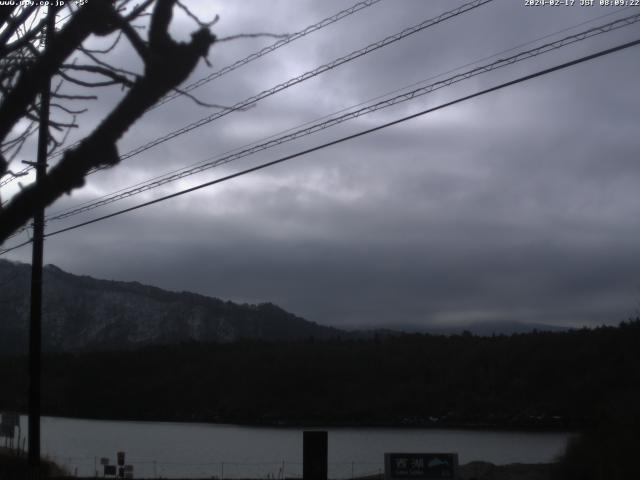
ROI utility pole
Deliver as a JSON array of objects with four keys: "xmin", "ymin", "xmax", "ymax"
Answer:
[{"xmin": 28, "ymin": 6, "xmax": 55, "ymax": 475}]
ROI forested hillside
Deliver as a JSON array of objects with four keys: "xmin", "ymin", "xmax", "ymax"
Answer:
[
  {"xmin": 0, "ymin": 260, "xmax": 342, "ymax": 353},
  {"xmin": 1, "ymin": 321, "xmax": 639, "ymax": 429}
]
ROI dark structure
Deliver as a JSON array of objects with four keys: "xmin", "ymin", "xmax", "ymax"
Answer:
[{"xmin": 303, "ymin": 431, "xmax": 328, "ymax": 480}]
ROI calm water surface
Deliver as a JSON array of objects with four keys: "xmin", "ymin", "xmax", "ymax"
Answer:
[{"xmin": 16, "ymin": 416, "xmax": 570, "ymax": 478}]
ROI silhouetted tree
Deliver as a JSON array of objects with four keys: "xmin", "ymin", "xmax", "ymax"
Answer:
[{"xmin": 0, "ymin": 0, "xmax": 216, "ymax": 242}]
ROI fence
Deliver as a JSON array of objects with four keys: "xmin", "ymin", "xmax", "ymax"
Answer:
[{"xmin": 41, "ymin": 456, "xmax": 384, "ymax": 479}]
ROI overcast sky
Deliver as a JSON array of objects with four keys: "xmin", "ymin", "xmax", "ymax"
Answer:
[{"xmin": 3, "ymin": 0, "xmax": 640, "ymax": 329}]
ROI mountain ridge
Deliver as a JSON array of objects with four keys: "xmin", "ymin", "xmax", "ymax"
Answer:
[
  {"xmin": 0, "ymin": 259, "xmax": 342, "ymax": 354},
  {"xmin": 0, "ymin": 259, "xmax": 569, "ymax": 354}
]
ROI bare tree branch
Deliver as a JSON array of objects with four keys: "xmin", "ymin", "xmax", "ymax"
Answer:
[
  {"xmin": 80, "ymin": 31, "xmax": 123, "ymax": 55},
  {"xmin": 58, "ymin": 70, "xmax": 126, "ymax": 88},
  {"xmin": 117, "ymin": 17, "xmax": 150, "ymax": 61},
  {"xmin": 0, "ymin": 0, "xmax": 216, "ymax": 241},
  {"xmin": 123, "ymin": 0, "xmax": 156, "ymax": 22},
  {"xmin": 79, "ymin": 46, "xmax": 140, "ymax": 78},
  {"xmin": 50, "ymin": 103, "xmax": 88, "ymax": 115},
  {"xmin": 48, "ymin": 114, "xmax": 76, "ymax": 155},
  {"xmin": 61, "ymin": 63, "xmax": 136, "ymax": 87},
  {"xmin": 176, "ymin": 1, "xmax": 218, "ymax": 29},
  {"xmin": 3, "ymin": 168, "xmax": 30, "ymax": 179},
  {"xmin": 51, "ymin": 92, "xmax": 98, "ymax": 100},
  {"xmin": 1, "ymin": 11, "xmax": 50, "ymax": 57},
  {"xmin": 0, "ymin": 6, "xmax": 18, "ymax": 28},
  {"xmin": 0, "ymin": 5, "xmax": 38, "ymax": 53},
  {"xmin": 0, "ymin": 0, "xmax": 123, "ymax": 146},
  {"xmin": 170, "ymin": 85, "xmax": 234, "ymax": 109}
]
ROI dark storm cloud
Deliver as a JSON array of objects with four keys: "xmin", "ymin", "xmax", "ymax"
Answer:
[
  {"xmin": 37, "ymin": 197, "xmax": 640, "ymax": 329},
  {"xmin": 5, "ymin": 0, "xmax": 640, "ymax": 329}
]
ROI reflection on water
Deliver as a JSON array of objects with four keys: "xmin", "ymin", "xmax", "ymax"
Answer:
[{"xmin": 16, "ymin": 416, "xmax": 569, "ymax": 478}]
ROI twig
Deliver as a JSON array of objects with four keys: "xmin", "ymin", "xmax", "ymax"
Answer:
[
  {"xmin": 50, "ymin": 103, "xmax": 88, "ymax": 115},
  {"xmin": 3, "ymin": 169, "xmax": 29, "ymax": 179},
  {"xmin": 58, "ymin": 70, "xmax": 128, "ymax": 88},
  {"xmin": 84, "ymin": 31, "xmax": 124, "ymax": 55},
  {"xmin": 61, "ymin": 63, "xmax": 136, "ymax": 87},
  {"xmin": 171, "ymin": 86, "xmax": 250, "ymax": 110},
  {"xmin": 51, "ymin": 92, "xmax": 98, "ymax": 100},
  {"xmin": 217, "ymin": 32, "xmax": 290, "ymax": 42},
  {"xmin": 176, "ymin": 1, "xmax": 219, "ymax": 28}
]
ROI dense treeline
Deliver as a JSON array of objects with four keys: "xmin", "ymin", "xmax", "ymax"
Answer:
[{"xmin": 1, "ymin": 321, "xmax": 639, "ymax": 429}]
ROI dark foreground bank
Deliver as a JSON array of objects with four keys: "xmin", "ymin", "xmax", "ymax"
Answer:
[
  {"xmin": 0, "ymin": 456, "xmax": 559, "ymax": 480},
  {"xmin": 0, "ymin": 448, "xmax": 67, "ymax": 478}
]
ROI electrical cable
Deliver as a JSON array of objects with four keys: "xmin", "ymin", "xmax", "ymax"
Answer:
[
  {"xmin": 0, "ymin": 0, "xmax": 384, "ymax": 187},
  {"xmin": 42, "ymin": 5, "xmax": 636, "ymax": 220},
  {"xmin": 4, "ymin": 8, "xmax": 638, "ymax": 244},
  {"xmin": 2, "ymin": 36, "xmax": 637, "ymax": 255},
  {"xmin": 41, "ymin": 11, "xmax": 640, "ymax": 223},
  {"xmin": 88, "ymin": 0, "xmax": 494, "ymax": 170},
  {"xmin": 151, "ymin": 0, "xmax": 384, "ymax": 110}
]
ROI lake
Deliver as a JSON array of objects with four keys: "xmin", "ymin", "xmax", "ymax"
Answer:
[{"xmin": 15, "ymin": 416, "xmax": 570, "ymax": 478}]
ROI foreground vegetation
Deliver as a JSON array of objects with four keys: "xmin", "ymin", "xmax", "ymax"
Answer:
[
  {"xmin": 1, "ymin": 320, "xmax": 639, "ymax": 430},
  {"xmin": 0, "ymin": 448, "xmax": 67, "ymax": 479},
  {"xmin": 557, "ymin": 420, "xmax": 640, "ymax": 480}
]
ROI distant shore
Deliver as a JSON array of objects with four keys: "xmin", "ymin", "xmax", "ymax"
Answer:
[
  {"xmin": 3, "ymin": 325, "xmax": 637, "ymax": 437},
  {"xmin": 11, "ymin": 411, "xmax": 577, "ymax": 433}
]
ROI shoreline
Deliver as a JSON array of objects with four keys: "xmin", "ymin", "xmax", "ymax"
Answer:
[
  {"xmin": 13, "ymin": 412, "xmax": 577, "ymax": 433},
  {"xmin": 1, "ymin": 453, "xmax": 560, "ymax": 480}
]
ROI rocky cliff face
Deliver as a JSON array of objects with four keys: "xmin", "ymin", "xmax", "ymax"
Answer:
[{"xmin": 0, "ymin": 260, "xmax": 341, "ymax": 354}]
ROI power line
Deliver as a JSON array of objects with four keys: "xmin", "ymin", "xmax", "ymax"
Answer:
[
  {"xmin": 42, "ymin": 6, "xmax": 636, "ymax": 221},
  {"xmin": 0, "ymin": 166, "xmax": 30, "ymax": 187},
  {"xmin": 1, "ymin": 0, "xmax": 493, "ymax": 194},
  {"xmin": 5, "ymin": 8, "xmax": 638, "ymax": 243},
  {"xmin": 151, "ymin": 0, "xmax": 384, "ymax": 110},
  {"xmin": 0, "ymin": 0, "xmax": 384, "ymax": 187},
  {"xmin": 41, "ymin": 12, "xmax": 640, "ymax": 223},
  {"xmin": 2, "ymin": 36, "xmax": 637, "ymax": 256},
  {"xmin": 1, "ymin": 0, "xmax": 496, "ymax": 242},
  {"xmin": 51, "ymin": 0, "xmax": 385, "ymax": 160},
  {"xmin": 90, "ymin": 0, "xmax": 494, "ymax": 170},
  {"xmin": 1, "ymin": 238, "xmax": 32, "ymax": 255}
]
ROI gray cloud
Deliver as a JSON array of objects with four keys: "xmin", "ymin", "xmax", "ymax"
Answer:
[{"xmin": 4, "ymin": 0, "xmax": 640, "ymax": 330}]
